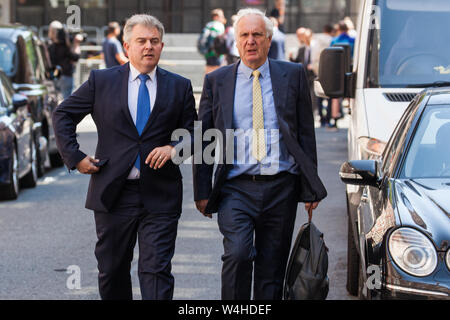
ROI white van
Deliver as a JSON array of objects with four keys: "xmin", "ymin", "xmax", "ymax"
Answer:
[{"xmin": 315, "ymin": 0, "xmax": 450, "ymax": 297}]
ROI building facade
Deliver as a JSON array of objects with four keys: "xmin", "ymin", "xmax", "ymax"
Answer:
[{"xmin": 10, "ymin": 0, "xmax": 360, "ymax": 34}]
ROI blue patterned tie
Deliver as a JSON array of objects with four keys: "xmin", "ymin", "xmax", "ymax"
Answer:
[{"xmin": 134, "ymin": 74, "xmax": 151, "ymax": 170}]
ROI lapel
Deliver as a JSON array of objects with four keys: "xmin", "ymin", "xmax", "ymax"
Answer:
[
  {"xmin": 118, "ymin": 62, "xmax": 138, "ymax": 134},
  {"xmin": 141, "ymin": 66, "xmax": 168, "ymax": 135},
  {"xmin": 268, "ymin": 59, "xmax": 288, "ymax": 124},
  {"xmin": 218, "ymin": 62, "xmax": 239, "ymax": 129}
]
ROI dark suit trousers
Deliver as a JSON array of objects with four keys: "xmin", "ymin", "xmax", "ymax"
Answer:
[
  {"xmin": 94, "ymin": 180, "xmax": 180, "ymax": 300},
  {"xmin": 217, "ymin": 173, "xmax": 299, "ymax": 300}
]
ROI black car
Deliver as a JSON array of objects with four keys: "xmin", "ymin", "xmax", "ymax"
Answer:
[
  {"xmin": 0, "ymin": 70, "xmax": 38, "ymax": 200},
  {"xmin": 340, "ymin": 87, "xmax": 450, "ymax": 299},
  {"xmin": 0, "ymin": 25, "xmax": 63, "ymax": 177}
]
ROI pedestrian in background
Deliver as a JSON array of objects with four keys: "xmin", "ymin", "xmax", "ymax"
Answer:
[
  {"xmin": 225, "ymin": 15, "xmax": 240, "ymax": 65},
  {"xmin": 289, "ymin": 27, "xmax": 312, "ymax": 70},
  {"xmin": 331, "ymin": 21, "xmax": 355, "ymax": 56},
  {"xmin": 47, "ymin": 20, "xmax": 63, "ymax": 46},
  {"xmin": 194, "ymin": 8, "xmax": 327, "ymax": 300},
  {"xmin": 311, "ymin": 24, "xmax": 334, "ymax": 127},
  {"xmin": 102, "ymin": 21, "xmax": 128, "ymax": 68},
  {"xmin": 344, "ymin": 16, "xmax": 357, "ymax": 38},
  {"xmin": 268, "ymin": 17, "xmax": 286, "ymax": 61},
  {"xmin": 290, "ymin": 27, "xmax": 317, "ymax": 117},
  {"xmin": 48, "ymin": 26, "xmax": 80, "ymax": 99},
  {"xmin": 270, "ymin": 0, "xmax": 286, "ymax": 32},
  {"xmin": 198, "ymin": 8, "xmax": 226, "ymax": 74},
  {"xmin": 328, "ymin": 21, "xmax": 356, "ymax": 130},
  {"xmin": 52, "ymin": 14, "xmax": 197, "ymax": 300}
]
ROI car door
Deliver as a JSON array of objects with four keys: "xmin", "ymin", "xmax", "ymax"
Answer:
[
  {"xmin": 34, "ymin": 38, "xmax": 59, "ymax": 152},
  {"xmin": 356, "ymin": 95, "xmax": 424, "ymax": 292},
  {"xmin": 0, "ymin": 72, "xmax": 32, "ymax": 177}
]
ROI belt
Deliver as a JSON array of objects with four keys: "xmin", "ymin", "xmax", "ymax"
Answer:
[{"xmin": 236, "ymin": 171, "xmax": 290, "ymax": 182}]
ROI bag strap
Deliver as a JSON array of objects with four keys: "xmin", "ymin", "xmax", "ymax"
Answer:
[{"xmin": 308, "ymin": 206, "xmax": 313, "ymax": 223}]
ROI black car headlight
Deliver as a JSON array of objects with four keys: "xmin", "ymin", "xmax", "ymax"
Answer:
[{"xmin": 388, "ymin": 228, "xmax": 437, "ymax": 277}]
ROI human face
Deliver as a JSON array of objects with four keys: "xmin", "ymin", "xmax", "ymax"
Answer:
[
  {"xmin": 296, "ymin": 28, "xmax": 306, "ymax": 44},
  {"xmin": 236, "ymin": 14, "xmax": 271, "ymax": 70},
  {"xmin": 123, "ymin": 24, "xmax": 164, "ymax": 74}
]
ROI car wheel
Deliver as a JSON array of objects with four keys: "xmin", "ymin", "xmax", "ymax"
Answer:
[
  {"xmin": 0, "ymin": 147, "xmax": 19, "ymax": 200},
  {"xmin": 21, "ymin": 137, "xmax": 38, "ymax": 188},
  {"xmin": 49, "ymin": 151, "xmax": 64, "ymax": 168},
  {"xmin": 346, "ymin": 203, "xmax": 360, "ymax": 296}
]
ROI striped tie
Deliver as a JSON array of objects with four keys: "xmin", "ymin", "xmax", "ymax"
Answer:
[{"xmin": 252, "ymin": 70, "xmax": 266, "ymax": 162}]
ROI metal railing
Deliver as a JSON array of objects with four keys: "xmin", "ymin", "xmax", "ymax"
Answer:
[{"xmin": 73, "ymin": 45, "xmax": 104, "ymax": 90}]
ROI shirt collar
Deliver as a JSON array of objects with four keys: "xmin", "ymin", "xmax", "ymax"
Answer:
[
  {"xmin": 129, "ymin": 62, "xmax": 157, "ymax": 83},
  {"xmin": 238, "ymin": 58, "xmax": 270, "ymax": 80}
]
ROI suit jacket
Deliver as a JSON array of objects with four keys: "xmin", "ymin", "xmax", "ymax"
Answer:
[
  {"xmin": 193, "ymin": 59, "xmax": 327, "ymax": 214},
  {"xmin": 52, "ymin": 63, "xmax": 197, "ymax": 213}
]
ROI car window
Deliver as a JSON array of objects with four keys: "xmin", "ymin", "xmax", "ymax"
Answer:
[
  {"xmin": 381, "ymin": 98, "xmax": 420, "ymax": 175},
  {"xmin": 401, "ymin": 105, "xmax": 450, "ymax": 178},
  {"xmin": 33, "ymin": 38, "xmax": 47, "ymax": 81},
  {"xmin": 38, "ymin": 43, "xmax": 52, "ymax": 73},
  {"xmin": 24, "ymin": 35, "xmax": 38, "ymax": 82},
  {"xmin": 0, "ymin": 40, "xmax": 17, "ymax": 77}
]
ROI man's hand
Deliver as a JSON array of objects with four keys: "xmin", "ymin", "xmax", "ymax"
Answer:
[
  {"xmin": 76, "ymin": 156, "xmax": 100, "ymax": 174},
  {"xmin": 305, "ymin": 201, "xmax": 319, "ymax": 221},
  {"xmin": 195, "ymin": 199, "xmax": 212, "ymax": 219},
  {"xmin": 145, "ymin": 145, "xmax": 174, "ymax": 169},
  {"xmin": 305, "ymin": 201, "xmax": 319, "ymax": 211}
]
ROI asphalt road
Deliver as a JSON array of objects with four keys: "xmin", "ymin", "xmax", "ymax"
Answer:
[{"xmin": 0, "ymin": 116, "xmax": 354, "ymax": 300}]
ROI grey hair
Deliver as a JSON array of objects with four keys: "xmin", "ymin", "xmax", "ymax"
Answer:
[
  {"xmin": 233, "ymin": 8, "xmax": 274, "ymax": 40},
  {"xmin": 123, "ymin": 14, "xmax": 165, "ymax": 43}
]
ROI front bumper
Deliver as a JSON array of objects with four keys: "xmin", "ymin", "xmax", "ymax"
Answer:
[{"xmin": 383, "ymin": 283, "xmax": 449, "ymax": 300}]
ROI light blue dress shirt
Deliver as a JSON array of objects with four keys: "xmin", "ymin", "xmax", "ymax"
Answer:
[{"xmin": 227, "ymin": 59, "xmax": 299, "ymax": 179}]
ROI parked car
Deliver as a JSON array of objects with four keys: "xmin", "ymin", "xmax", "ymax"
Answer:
[
  {"xmin": 0, "ymin": 24, "xmax": 64, "ymax": 177},
  {"xmin": 0, "ymin": 70, "xmax": 38, "ymax": 200},
  {"xmin": 315, "ymin": 0, "xmax": 450, "ymax": 298},
  {"xmin": 339, "ymin": 87, "xmax": 450, "ymax": 299}
]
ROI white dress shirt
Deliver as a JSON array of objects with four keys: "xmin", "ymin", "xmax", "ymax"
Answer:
[{"xmin": 127, "ymin": 63, "xmax": 157, "ymax": 179}]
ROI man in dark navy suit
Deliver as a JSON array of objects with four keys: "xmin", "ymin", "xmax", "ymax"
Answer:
[
  {"xmin": 193, "ymin": 8, "xmax": 327, "ymax": 300},
  {"xmin": 52, "ymin": 14, "xmax": 196, "ymax": 300}
]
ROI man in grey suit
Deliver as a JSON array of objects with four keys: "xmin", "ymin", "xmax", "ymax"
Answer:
[{"xmin": 193, "ymin": 8, "xmax": 327, "ymax": 300}]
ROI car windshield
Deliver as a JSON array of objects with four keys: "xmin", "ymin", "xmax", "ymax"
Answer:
[
  {"xmin": 401, "ymin": 105, "xmax": 450, "ymax": 179},
  {"xmin": 367, "ymin": 0, "xmax": 450, "ymax": 88},
  {"xmin": 0, "ymin": 39, "xmax": 17, "ymax": 78}
]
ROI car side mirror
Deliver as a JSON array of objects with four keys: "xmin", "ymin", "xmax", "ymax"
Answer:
[
  {"xmin": 12, "ymin": 93, "xmax": 28, "ymax": 110},
  {"xmin": 339, "ymin": 160, "xmax": 380, "ymax": 188},
  {"xmin": 316, "ymin": 46, "xmax": 355, "ymax": 98}
]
